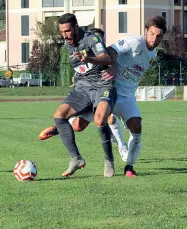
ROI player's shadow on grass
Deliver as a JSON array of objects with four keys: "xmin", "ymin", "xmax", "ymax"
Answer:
[
  {"xmin": 0, "ymin": 170, "xmax": 13, "ymax": 173},
  {"xmin": 138, "ymin": 167, "xmax": 187, "ymax": 177},
  {"xmin": 36, "ymin": 174, "xmax": 103, "ymax": 182},
  {"xmin": 140, "ymin": 157, "xmax": 187, "ymax": 164},
  {"xmin": 154, "ymin": 167, "xmax": 187, "ymax": 173}
]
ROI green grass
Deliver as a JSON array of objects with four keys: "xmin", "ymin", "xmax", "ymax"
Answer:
[{"xmin": 0, "ymin": 100, "xmax": 187, "ymax": 229}]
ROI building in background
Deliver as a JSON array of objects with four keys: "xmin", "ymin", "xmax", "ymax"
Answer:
[
  {"xmin": 0, "ymin": 29, "xmax": 6, "ymax": 68},
  {"xmin": 4, "ymin": 0, "xmax": 187, "ymax": 69},
  {"xmin": 5, "ymin": 0, "xmax": 103, "ymax": 69}
]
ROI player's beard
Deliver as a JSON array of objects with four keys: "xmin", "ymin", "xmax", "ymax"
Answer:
[{"xmin": 146, "ymin": 40, "xmax": 155, "ymax": 51}]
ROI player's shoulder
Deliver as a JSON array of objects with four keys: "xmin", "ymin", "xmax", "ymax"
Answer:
[
  {"xmin": 124, "ymin": 35, "xmax": 144, "ymax": 52},
  {"xmin": 127, "ymin": 35, "xmax": 144, "ymax": 46},
  {"xmin": 85, "ymin": 32, "xmax": 101, "ymax": 44},
  {"xmin": 117, "ymin": 35, "xmax": 143, "ymax": 49}
]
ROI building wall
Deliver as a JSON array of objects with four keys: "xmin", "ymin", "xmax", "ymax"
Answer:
[
  {"xmin": 104, "ymin": 0, "xmax": 142, "ymax": 46},
  {"xmin": 5, "ymin": 0, "xmax": 185, "ymax": 68},
  {"xmin": 104, "ymin": 0, "xmax": 173, "ymax": 46},
  {"xmin": 144, "ymin": 0, "xmax": 173, "ymax": 29},
  {"xmin": 0, "ymin": 41, "xmax": 6, "ymax": 67},
  {"xmin": 7, "ymin": 0, "xmax": 102, "ymax": 68}
]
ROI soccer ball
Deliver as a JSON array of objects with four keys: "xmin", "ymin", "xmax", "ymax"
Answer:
[{"xmin": 14, "ymin": 160, "xmax": 37, "ymax": 181}]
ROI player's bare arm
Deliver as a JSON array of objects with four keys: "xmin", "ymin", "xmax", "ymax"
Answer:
[
  {"xmin": 101, "ymin": 46, "xmax": 118, "ymax": 81},
  {"xmin": 106, "ymin": 46, "xmax": 118, "ymax": 65}
]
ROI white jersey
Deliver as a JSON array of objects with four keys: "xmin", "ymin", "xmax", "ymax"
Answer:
[{"xmin": 111, "ymin": 35, "xmax": 157, "ymax": 97}]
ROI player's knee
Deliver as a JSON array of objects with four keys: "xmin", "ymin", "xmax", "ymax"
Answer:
[
  {"xmin": 94, "ymin": 114, "xmax": 107, "ymax": 127},
  {"xmin": 107, "ymin": 114, "xmax": 116, "ymax": 125},
  {"xmin": 72, "ymin": 117, "xmax": 89, "ymax": 132},
  {"xmin": 127, "ymin": 117, "xmax": 142, "ymax": 134},
  {"xmin": 53, "ymin": 104, "xmax": 73, "ymax": 119},
  {"xmin": 53, "ymin": 109, "xmax": 64, "ymax": 119}
]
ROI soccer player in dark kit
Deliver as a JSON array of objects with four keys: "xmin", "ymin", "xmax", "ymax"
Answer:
[{"xmin": 53, "ymin": 13, "xmax": 117, "ymax": 177}]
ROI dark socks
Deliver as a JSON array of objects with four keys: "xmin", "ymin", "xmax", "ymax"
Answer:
[
  {"xmin": 54, "ymin": 118, "xmax": 80, "ymax": 158},
  {"xmin": 98, "ymin": 125, "xmax": 114, "ymax": 161}
]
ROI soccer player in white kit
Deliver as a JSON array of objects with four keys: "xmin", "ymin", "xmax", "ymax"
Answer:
[{"xmin": 102, "ymin": 16, "xmax": 167, "ymax": 177}]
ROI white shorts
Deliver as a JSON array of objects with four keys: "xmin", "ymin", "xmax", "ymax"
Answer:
[{"xmin": 113, "ymin": 95, "xmax": 141, "ymax": 125}]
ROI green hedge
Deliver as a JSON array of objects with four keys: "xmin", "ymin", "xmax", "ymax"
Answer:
[
  {"xmin": 0, "ymin": 86, "xmax": 71, "ymax": 97},
  {"xmin": 0, "ymin": 86, "xmax": 184, "ymax": 99}
]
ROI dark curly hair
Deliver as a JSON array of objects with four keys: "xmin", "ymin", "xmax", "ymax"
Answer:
[
  {"xmin": 59, "ymin": 13, "xmax": 78, "ymax": 27},
  {"xmin": 145, "ymin": 16, "xmax": 167, "ymax": 34}
]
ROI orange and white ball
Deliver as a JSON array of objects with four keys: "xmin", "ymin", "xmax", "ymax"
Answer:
[{"xmin": 14, "ymin": 160, "xmax": 37, "ymax": 181}]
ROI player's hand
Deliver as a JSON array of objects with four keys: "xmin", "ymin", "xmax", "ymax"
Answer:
[
  {"xmin": 73, "ymin": 52, "xmax": 87, "ymax": 62},
  {"xmin": 101, "ymin": 69, "xmax": 115, "ymax": 81}
]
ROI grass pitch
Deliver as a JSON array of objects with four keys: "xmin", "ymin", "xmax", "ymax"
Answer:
[{"xmin": 0, "ymin": 100, "xmax": 187, "ymax": 229}]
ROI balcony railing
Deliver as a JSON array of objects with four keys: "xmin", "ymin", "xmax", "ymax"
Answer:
[{"xmin": 72, "ymin": 0, "xmax": 95, "ymax": 6}]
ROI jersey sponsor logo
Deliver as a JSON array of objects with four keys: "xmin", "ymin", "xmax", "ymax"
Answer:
[
  {"xmin": 74, "ymin": 63, "xmax": 94, "ymax": 74},
  {"xmin": 92, "ymin": 36, "xmax": 99, "ymax": 42},
  {"xmin": 120, "ymin": 66, "xmax": 142, "ymax": 79},
  {"xmin": 134, "ymin": 64, "xmax": 144, "ymax": 72},
  {"xmin": 79, "ymin": 66, "xmax": 86, "ymax": 73},
  {"xmin": 95, "ymin": 43, "xmax": 105, "ymax": 52},
  {"xmin": 118, "ymin": 40, "xmax": 124, "ymax": 45},
  {"xmin": 80, "ymin": 49, "xmax": 87, "ymax": 57}
]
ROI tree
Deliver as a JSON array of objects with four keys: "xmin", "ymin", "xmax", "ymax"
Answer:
[
  {"xmin": 162, "ymin": 26, "xmax": 187, "ymax": 59},
  {"xmin": 60, "ymin": 46, "xmax": 74, "ymax": 86},
  {"xmin": 27, "ymin": 16, "xmax": 64, "ymax": 85},
  {"xmin": 27, "ymin": 40, "xmax": 42, "ymax": 73}
]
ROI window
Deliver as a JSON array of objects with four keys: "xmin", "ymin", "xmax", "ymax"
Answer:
[
  {"xmin": 21, "ymin": 15, "xmax": 29, "ymax": 36},
  {"xmin": 174, "ymin": 0, "xmax": 181, "ymax": 6},
  {"xmin": 21, "ymin": 0, "xmax": 29, "ymax": 8},
  {"xmin": 21, "ymin": 43, "xmax": 30, "ymax": 63},
  {"xmin": 42, "ymin": 0, "xmax": 64, "ymax": 7},
  {"xmin": 119, "ymin": 12, "xmax": 127, "ymax": 33},
  {"xmin": 72, "ymin": 0, "xmax": 94, "ymax": 6},
  {"xmin": 119, "ymin": 0, "xmax": 127, "ymax": 4},
  {"xmin": 162, "ymin": 12, "xmax": 166, "ymax": 19}
]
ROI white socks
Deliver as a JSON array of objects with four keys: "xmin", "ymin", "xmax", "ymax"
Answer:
[
  {"xmin": 127, "ymin": 133, "xmax": 141, "ymax": 165},
  {"xmin": 109, "ymin": 116, "xmax": 126, "ymax": 149},
  {"xmin": 68, "ymin": 117, "xmax": 77, "ymax": 125}
]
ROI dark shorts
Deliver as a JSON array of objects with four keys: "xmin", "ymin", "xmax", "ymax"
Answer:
[{"xmin": 63, "ymin": 85, "xmax": 117, "ymax": 114}]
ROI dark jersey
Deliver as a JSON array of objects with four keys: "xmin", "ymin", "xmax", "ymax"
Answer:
[{"xmin": 66, "ymin": 29, "xmax": 112, "ymax": 88}]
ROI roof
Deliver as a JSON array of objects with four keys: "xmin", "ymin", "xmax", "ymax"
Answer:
[{"xmin": 0, "ymin": 29, "xmax": 6, "ymax": 41}]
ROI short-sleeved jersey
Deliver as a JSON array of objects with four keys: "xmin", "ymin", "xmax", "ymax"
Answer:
[
  {"xmin": 111, "ymin": 35, "xmax": 157, "ymax": 97},
  {"xmin": 66, "ymin": 29, "xmax": 112, "ymax": 88}
]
